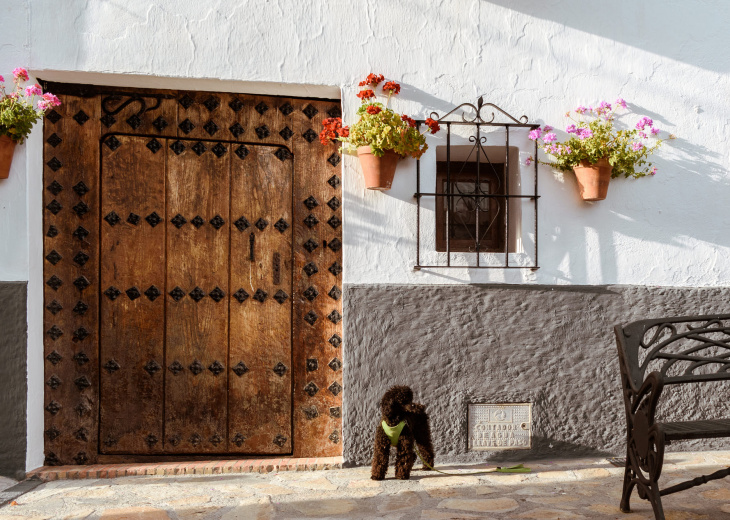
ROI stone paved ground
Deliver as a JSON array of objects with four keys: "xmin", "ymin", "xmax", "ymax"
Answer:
[
  {"xmin": 4, "ymin": 451, "xmax": 730, "ymax": 519},
  {"xmin": 0, "ymin": 479, "xmax": 16, "ymax": 494}
]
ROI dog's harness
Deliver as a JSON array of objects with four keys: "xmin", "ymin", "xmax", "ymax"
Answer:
[{"xmin": 381, "ymin": 420, "xmax": 406, "ymax": 447}]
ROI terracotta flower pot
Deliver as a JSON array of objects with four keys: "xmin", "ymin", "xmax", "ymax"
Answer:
[
  {"xmin": 357, "ymin": 146, "xmax": 400, "ymax": 190},
  {"xmin": 0, "ymin": 136, "xmax": 17, "ymax": 180},
  {"xmin": 572, "ymin": 158, "xmax": 613, "ymax": 201}
]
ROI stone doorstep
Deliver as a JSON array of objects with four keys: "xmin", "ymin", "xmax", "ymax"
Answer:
[{"xmin": 26, "ymin": 456, "xmax": 344, "ymax": 481}]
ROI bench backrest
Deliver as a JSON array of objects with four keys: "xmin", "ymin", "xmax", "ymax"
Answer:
[{"xmin": 615, "ymin": 314, "xmax": 730, "ymax": 389}]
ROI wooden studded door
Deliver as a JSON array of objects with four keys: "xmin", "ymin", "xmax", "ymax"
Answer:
[
  {"xmin": 42, "ymin": 84, "xmax": 343, "ymax": 464},
  {"xmin": 99, "ymin": 136, "xmax": 293, "ymax": 454}
]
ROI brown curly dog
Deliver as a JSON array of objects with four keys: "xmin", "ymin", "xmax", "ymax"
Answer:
[{"xmin": 371, "ymin": 385, "xmax": 435, "ymax": 480}]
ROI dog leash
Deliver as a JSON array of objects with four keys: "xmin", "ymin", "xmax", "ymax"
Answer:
[{"xmin": 413, "ymin": 445, "xmax": 531, "ymax": 475}]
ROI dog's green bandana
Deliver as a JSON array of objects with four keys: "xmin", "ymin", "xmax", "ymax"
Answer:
[{"xmin": 382, "ymin": 420, "xmax": 406, "ymax": 447}]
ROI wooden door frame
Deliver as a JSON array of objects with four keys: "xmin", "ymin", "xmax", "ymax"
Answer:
[{"xmin": 41, "ymin": 81, "xmax": 343, "ymax": 464}]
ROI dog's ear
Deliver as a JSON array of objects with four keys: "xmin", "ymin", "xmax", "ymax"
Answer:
[{"xmin": 404, "ymin": 403, "xmax": 425, "ymax": 414}]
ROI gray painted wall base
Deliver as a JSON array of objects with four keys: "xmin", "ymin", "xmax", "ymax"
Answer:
[
  {"xmin": 0, "ymin": 282, "xmax": 26, "ymax": 479},
  {"xmin": 342, "ymin": 284, "xmax": 730, "ymax": 466}
]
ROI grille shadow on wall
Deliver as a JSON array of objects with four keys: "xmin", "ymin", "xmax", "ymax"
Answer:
[
  {"xmin": 414, "ymin": 98, "xmax": 540, "ymax": 269},
  {"xmin": 40, "ymin": 82, "xmax": 343, "ymax": 465}
]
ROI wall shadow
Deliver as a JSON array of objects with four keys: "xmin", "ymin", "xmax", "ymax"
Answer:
[{"xmin": 481, "ymin": 0, "xmax": 730, "ymax": 74}]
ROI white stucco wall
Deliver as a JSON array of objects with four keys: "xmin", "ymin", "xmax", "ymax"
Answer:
[
  {"xmin": 12, "ymin": 0, "xmax": 730, "ymax": 286},
  {"xmin": 2, "ymin": 0, "xmax": 729, "ymax": 470}
]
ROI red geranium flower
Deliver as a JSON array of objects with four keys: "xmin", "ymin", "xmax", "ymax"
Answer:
[
  {"xmin": 319, "ymin": 117, "xmax": 346, "ymax": 145},
  {"xmin": 401, "ymin": 114, "xmax": 416, "ymax": 128},
  {"xmin": 358, "ymin": 73, "xmax": 384, "ymax": 87},
  {"xmin": 366, "ymin": 105, "xmax": 382, "ymax": 115},
  {"xmin": 382, "ymin": 81, "xmax": 401, "ymax": 95},
  {"xmin": 425, "ymin": 117, "xmax": 441, "ymax": 134},
  {"xmin": 357, "ymin": 89, "xmax": 376, "ymax": 100}
]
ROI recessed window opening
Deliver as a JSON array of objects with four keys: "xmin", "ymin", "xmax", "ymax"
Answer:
[{"xmin": 435, "ymin": 145, "xmax": 521, "ymax": 254}]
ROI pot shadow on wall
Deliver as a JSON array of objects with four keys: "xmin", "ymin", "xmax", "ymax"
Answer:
[{"xmin": 547, "ymin": 108, "xmax": 728, "ymax": 287}]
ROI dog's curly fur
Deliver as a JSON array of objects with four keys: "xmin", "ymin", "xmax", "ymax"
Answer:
[{"xmin": 371, "ymin": 385, "xmax": 435, "ymax": 480}]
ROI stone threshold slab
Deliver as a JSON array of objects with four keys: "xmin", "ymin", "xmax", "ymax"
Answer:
[{"xmin": 27, "ymin": 456, "xmax": 344, "ymax": 481}]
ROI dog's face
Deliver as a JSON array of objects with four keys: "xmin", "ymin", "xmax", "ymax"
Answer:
[{"xmin": 380, "ymin": 385, "xmax": 414, "ymax": 420}]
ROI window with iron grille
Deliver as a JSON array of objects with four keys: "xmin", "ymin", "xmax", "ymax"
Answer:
[{"xmin": 414, "ymin": 98, "xmax": 540, "ymax": 270}]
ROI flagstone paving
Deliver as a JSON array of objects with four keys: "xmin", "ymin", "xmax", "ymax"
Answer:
[{"xmin": 4, "ymin": 451, "xmax": 730, "ymax": 519}]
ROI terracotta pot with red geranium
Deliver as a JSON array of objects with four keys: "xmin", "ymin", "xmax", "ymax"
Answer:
[
  {"xmin": 320, "ymin": 73, "xmax": 440, "ymax": 190},
  {"xmin": 0, "ymin": 67, "xmax": 61, "ymax": 179}
]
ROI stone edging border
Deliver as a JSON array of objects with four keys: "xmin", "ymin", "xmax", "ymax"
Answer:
[{"xmin": 27, "ymin": 456, "xmax": 344, "ymax": 481}]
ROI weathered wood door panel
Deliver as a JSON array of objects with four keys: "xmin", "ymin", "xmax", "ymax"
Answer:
[
  {"xmin": 99, "ymin": 135, "xmax": 166, "ymax": 453},
  {"xmin": 164, "ymin": 138, "xmax": 231, "ymax": 453},
  {"xmin": 43, "ymin": 86, "xmax": 343, "ymax": 464},
  {"xmin": 229, "ymin": 146, "xmax": 292, "ymax": 453}
]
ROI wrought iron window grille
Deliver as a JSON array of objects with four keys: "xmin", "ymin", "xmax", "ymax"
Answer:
[{"xmin": 414, "ymin": 98, "xmax": 540, "ymax": 270}]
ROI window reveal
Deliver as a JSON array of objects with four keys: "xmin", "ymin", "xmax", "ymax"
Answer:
[{"xmin": 436, "ymin": 161, "xmax": 506, "ymax": 253}]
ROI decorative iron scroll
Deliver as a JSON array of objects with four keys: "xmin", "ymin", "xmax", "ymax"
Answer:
[
  {"xmin": 427, "ymin": 96, "xmax": 530, "ymax": 126},
  {"xmin": 634, "ymin": 317, "xmax": 730, "ymax": 382}
]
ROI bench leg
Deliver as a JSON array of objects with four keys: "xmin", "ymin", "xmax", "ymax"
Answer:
[
  {"xmin": 624, "ymin": 425, "xmax": 667, "ymax": 519},
  {"xmin": 647, "ymin": 484, "xmax": 666, "ymax": 520},
  {"xmin": 620, "ymin": 452, "xmax": 636, "ymax": 513}
]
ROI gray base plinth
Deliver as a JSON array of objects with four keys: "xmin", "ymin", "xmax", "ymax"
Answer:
[
  {"xmin": 0, "ymin": 282, "xmax": 27, "ymax": 478},
  {"xmin": 342, "ymin": 284, "xmax": 730, "ymax": 466}
]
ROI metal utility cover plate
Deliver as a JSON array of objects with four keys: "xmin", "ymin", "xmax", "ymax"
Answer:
[{"xmin": 468, "ymin": 403, "xmax": 532, "ymax": 450}]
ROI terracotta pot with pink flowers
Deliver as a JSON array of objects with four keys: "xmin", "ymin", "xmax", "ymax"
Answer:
[
  {"xmin": 527, "ymin": 99, "xmax": 674, "ymax": 201},
  {"xmin": 320, "ymin": 73, "xmax": 441, "ymax": 190},
  {"xmin": 0, "ymin": 67, "xmax": 61, "ymax": 179}
]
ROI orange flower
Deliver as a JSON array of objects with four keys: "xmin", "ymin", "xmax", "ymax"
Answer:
[
  {"xmin": 357, "ymin": 89, "xmax": 376, "ymax": 100},
  {"xmin": 401, "ymin": 114, "xmax": 416, "ymax": 128},
  {"xmin": 382, "ymin": 81, "xmax": 401, "ymax": 95},
  {"xmin": 425, "ymin": 117, "xmax": 440, "ymax": 134},
  {"xmin": 319, "ymin": 117, "xmax": 346, "ymax": 145},
  {"xmin": 366, "ymin": 105, "xmax": 382, "ymax": 115},
  {"xmin": 358, "ymin": 73, "xmax": 384, "ymax": 87}
]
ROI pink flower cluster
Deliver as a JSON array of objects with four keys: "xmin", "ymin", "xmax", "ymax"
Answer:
[
  {"xmin": 631, "ymin": 142, "xmax": 644, "ymax": 151},
  {"xmin": 528, "ymin": 125, "xmax": 554, "ymax": 141},
  {"xmin": 12, "ymin": 67, "xmax": 28, "ymax": 82},
  {"xmin": 2, "ymin": 66, "xmax": 61, "ymax": 112},
  {"xmin": 25, "ymin": 84, "xmax": 43, "ymax": 97},
  {"xmin": 595, "ymin": 101, "xmax": 612, "ymax": 115},
  {"xmin": 545, "ymin": 143, "xmax": 572, "ymax": 156},
  {"xmin": 576, "ymin": 128, "xmax": 593, "ymax": 139},
  {"xmin": 38, "ymin": 93, "xmax": 61, "ymax": 111},
  {"xmin": 636, "ymin": 116, "xmax": 653, "ymax": 130}
]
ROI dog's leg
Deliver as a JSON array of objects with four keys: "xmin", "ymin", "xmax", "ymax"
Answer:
[
  {"xmin": 412, "ymin": 412, "xmax": 435, "ymax": 471},
  {"xmin": 394, "ymin": 431, "xmax": 417, "ymax": 480},
  {"xmin": 371, "ymin": 425, "xmax": 391, "ymax": 480}
]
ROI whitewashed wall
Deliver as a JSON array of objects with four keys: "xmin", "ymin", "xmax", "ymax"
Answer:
[
  {"xmin": 2, "ymin": 0, "xmax": 729, "ymax": 470},
  {"xmin": 14, "ymin": 0, "xmax": 730, "ymax": 286}
]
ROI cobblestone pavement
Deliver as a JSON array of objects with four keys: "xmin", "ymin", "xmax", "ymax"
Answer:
[{"xmin": 4, "ymin": 451, "xmax": 730, "ymax": 519}]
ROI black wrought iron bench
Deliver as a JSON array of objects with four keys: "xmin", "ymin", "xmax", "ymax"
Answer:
[{"xmin": 615, "ymin": 314, "xmax": 730, "ymax": 519}]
